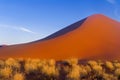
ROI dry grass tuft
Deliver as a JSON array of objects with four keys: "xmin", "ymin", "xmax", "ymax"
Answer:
[{"xmin": 0, "ymin": 58, "xmax": 119, "ymax": 80}]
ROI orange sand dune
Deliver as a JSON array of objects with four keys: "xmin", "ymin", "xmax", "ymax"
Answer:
[{"xmin": 0, "ymin": 14, "xmax": 120, "ymax": 60}]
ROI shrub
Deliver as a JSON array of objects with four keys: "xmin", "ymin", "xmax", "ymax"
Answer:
[
  {"xmin": 0, "ymin": 58, "xmax": 120, "ymax": 80},
  {"xmin": 66, "ymin": 58, "xmax": 78, "ymax": 66},
  {"xmin": 67, "ymin": 65, "xmax": 80, "ymax": 80},
  {"xmin": 105, "ymin": 61, "xmax": 114, "ymax": 70},
  {"xmin": 83, "ymin": 65, "xmax": 91, "ymax": 73},
  {"xmin": 41, "ymin": 63, "xmax": 59, "ymax": 79},
  {"xmin": 5, "ymin": 58, "xmax": 20, "ymax": 70},
  {"xmin": 92, "ymin": 65, "xmax": 103, "ymax": 74},
  {"xmin": 13, "ymin": 73, "xmax": 25, "ymax": 80},
  {"xmin": 47, "ymin": 59, "xmax": 56, "ymax": 66},
  {"xmin": 103, "ymin": 73, "xmax": 117, "ymax": 80},
  {"xmin": 114, "ymin": 62, "xmax": 120, "ymax": 68},
  {"xmin": 88, "ymin": 60, "xmax": 98, "ymax": 67},
  {"xmin": 24, "ymin": 59, "xmax": 39, "ymax": 73},
  {"xmin": 0, "ymin": 60, "xmax": 5, "ymax": 68},
  {"xmin": 0, "ymin": 67, "xmax": 12, "ymax": 79},
  {"xmin": 115, "ymin": 68, "xmax": 120, "ymax": 76}
]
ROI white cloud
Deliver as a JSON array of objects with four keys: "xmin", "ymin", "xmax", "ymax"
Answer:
[
  {"xmin": 19, "ymin": 27, "xmax": 37, "ymax": 34},
  {"xmin": 106, "ymin": 0, "xmax": 116, "ymax": 4},
  {"xmin": 106, "ymin": 0, "xmax": 120, "ymax": 20},
  {"xmin": 0, "ymin": 24, "xmax": 38, "ymax": 34},
  {"xmin": 114, "ymin": 7, "xmax": 120, "ymax": 19}
]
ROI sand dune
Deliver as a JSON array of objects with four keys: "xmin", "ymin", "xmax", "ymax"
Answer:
[{"xmin": 0, "ymin": 14, "xmax": 120, "ymax": 60}]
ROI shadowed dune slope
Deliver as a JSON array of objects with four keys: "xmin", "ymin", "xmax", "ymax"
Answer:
[
  {"xmin": 37, "ymin": 18, "xmax": 87, "ymax": 41},
  {"xmin": 0, "ymin": 14, "xmax": 120, "ymax": 60}
]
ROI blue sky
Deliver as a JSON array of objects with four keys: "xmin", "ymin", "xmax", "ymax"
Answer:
[{"xmin": 0, "ymin": 0, "xmax": 120, "ymax": 45}]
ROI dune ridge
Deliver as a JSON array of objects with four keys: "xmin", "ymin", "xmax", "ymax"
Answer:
[{"xmin": 0, "ymin": 14, "xmax": 120, "ymax": 60}]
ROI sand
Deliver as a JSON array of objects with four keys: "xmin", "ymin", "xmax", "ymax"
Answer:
[{"xmin": 0, "ymin": 14, "xmax": 120, "ymax": 60}]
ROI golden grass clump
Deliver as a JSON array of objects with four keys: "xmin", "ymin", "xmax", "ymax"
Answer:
[
  {"xmin": 88, "ymin": 60, "xmax": 98, "ymax": 67},
  {"xmin": 88, "ymin": 60, "xmax": 103, "ymax": 74},
  {"xmin": 83, "ymin": 65, "xmax": 91, "ymax": 73},
  {"xmin": 0, "ymin": 58, "xmax": 120, "ymax": 80},
  {"xmin": 0, "ymin": 67, "xmax": 12, "ymax": 78},
  {"xmin": 0, "ymin": 60, "xmax": 4, "ymax": 67},
  {"xmin": 115, "ymin": 68, "xmax": 120, "ymax": 76},
  {"xmin": 102, "ymin": 73, "xmax": 117, "ymax": 80},
  {"xmin": 79, "ymin": 65, "xmax": 88, "ymax": 76},
  {"xmin": 105, "ymin": 61, "xmax": 115, "ymax": 70},
  {"xmin": 24, "ymin": 59, "xmax": 39, "ymax": 73},
  {"xmin": 92, "ymin": 65, "xmax": 103, "ymax": 73},
  {"xmin": 66, "ymin": 58, "xmax": 78, "ymax": 66},
  {"xmin": 41, "ymin": 59, "xmax": 59, "ymax": 77},
  {"xmin": 67, "ymin": 65, "xmax": 80, "ymax": 80},
  {"xmin": 13, "ymin": 73, "xmax": 25, "ymax": 80},
  {"xmin": 42, "ymin": 65, "xmax": 58, "ymax": 76},
  {"xmin": 114, "ymin": 62, "xmax": 120, "ymax": 68},
  {"xmin": 5, "ymin": 58, "xmax": 20, "ymax": 69},
  {"xmin": 47, "ymin": 59, "xmax": 56, "ymax": 66}
]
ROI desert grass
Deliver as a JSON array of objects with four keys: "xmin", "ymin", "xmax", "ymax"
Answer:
[{"xmin": 0, "ymin": 58, "xmax": 120, "ymax": 80}]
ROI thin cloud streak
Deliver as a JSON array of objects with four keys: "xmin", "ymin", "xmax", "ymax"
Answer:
[
  {"xmin": 106, "ymin": 0, "xmax": 120, "ymax": 20},
  {"xmin": 106, "ymin": 0, "xmax": 116, "ymax": 4},
  {"xmin": 0, "ymin": 24, "xmax": 38, "ymax": 34},
  {"xmin": 19, "ymin": 27, "xmax": 37, "ymax": 34},
  {"xmin": 114, "ymin": 7, "xmax": 120, "ymax": 19}
]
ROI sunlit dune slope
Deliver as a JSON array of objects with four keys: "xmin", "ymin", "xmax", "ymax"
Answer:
[{"xmin": 0, "ymin": 14, "xmax": 120, "ymax": 60}]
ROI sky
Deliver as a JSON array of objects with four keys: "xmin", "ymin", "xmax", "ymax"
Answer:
[{"xmin": 0, "ymin": 0, "xmax": 120, "ymax": 45}]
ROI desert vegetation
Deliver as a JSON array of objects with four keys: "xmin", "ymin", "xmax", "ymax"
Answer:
[{"xmin": 0, "ymin": 58, "xmax": 120, "ymax": 80}]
